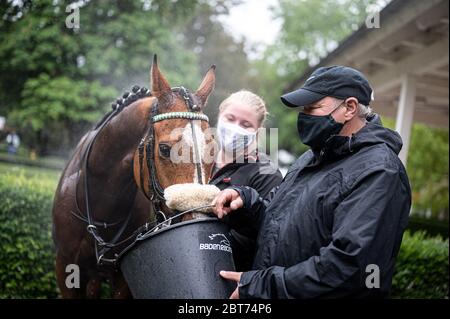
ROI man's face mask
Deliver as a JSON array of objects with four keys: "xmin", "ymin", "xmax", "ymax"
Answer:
[
  {"xmin": 297, "ymin": 101, "xmax": 345, "ymax": 151},
  {"xmin": 216, "ymin": 119, "xmax": 256, "ymax": 153}
]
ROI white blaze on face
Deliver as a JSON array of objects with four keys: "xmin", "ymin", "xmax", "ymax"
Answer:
[{"xmin": 181, "ymin": 121, "xmax": 206, "ymax": 184}]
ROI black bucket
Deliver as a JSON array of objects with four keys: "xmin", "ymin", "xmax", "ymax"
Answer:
[{"xmin": 120, "ymin": 218, "xmax": 236, "ymax": 299}]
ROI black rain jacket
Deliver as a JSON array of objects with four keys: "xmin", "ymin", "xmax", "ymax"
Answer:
[
  {"xmin": 229, "ymin": 115, "xmax": 412, "ymax": 298},
  {"xmin": 209, "ymin": 153, "xmax": 283, "ymax": 270}
]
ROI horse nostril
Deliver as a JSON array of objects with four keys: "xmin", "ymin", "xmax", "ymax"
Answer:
[{"xmin": 159, "ymin": 144, "xmax": 171, "ymax": 158}]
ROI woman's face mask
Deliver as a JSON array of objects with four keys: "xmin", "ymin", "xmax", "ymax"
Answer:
[{"xmin": 216, "ymin": 119, "xmax": 257, "ymax": 153}]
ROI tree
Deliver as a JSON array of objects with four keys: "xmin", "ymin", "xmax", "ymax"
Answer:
[
  {"xmin": 383, "ymin": 119, "xmax": 449, "ymax": 219},
  {"xmin": 0, "ymin": 0, "xmax": 201, "ymax": 155}
]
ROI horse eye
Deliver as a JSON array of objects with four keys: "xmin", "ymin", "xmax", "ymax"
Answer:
[{"xmin": 159, "ymin": 143, "xmax": 171, "ymax": 158}]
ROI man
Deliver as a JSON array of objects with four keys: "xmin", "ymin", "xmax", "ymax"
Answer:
[{"xmin": 212, "ymin": 66, "xmax": 411, "ymax": 298}]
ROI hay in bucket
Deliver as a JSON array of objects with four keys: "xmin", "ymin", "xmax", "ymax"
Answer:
[{"xmin": 164, "ymin": 183, "xmax": 220, "ymax": 214}]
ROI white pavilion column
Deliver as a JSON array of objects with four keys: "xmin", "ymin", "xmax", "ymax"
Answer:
[{"xmin": 395, "ymin": 74, "xmax": 416, "ymax": 165}]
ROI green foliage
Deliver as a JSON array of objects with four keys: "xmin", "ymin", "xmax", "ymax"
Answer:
[
  {"xmin": 0, "ymin": 0, "xmax": 212, "ymax": 155},
  {"xmin": 382, "ymin": 117, "xmax": 449, "ymax": 218},
  {"xmin": 392, "ymin": 231, "xmax": 449, "ymax": 299},
  {"xmin": 17, "ymin": 75, "xmax": 115, "ymax": 129},
  {"xmin": 0, "ymin": 152, "xmax": 65, "ymax": 170},
  {"xmin": 0, "ymin": 0, "xmax": 249, "ymax": 156},
  {"xmin": 77, "ymin": 0, "xmax": 202, "ymax": 89},
  {"xmin": 9, "ymin": 74, "xmax": 117, "ymax": 154},
  {"xmin": 406, "ymin": 124, "xmax": 449, "ymax": 217},
  {"xmin": 0, "ymin": 162, "xmax": 62, "ymax": 180},
  {"xmin": 0, "ymin": 165, "xmax": 59, "ymax": 298},
  {"xmin": 272, "ymin": 0, "xmax": 382, "ymax": 76}
]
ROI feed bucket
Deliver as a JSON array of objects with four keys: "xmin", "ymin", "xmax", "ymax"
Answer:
[{"xmin": 120, "ymin": 218, "xmax": 236, "ymax": 299}]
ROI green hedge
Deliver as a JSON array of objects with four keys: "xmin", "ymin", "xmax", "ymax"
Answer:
[
  {"xmin": 0, "ymin": 171, "xmax": 58, "ymax": 298},
  {"xmin": 392, "ymin": 231, "xmax": 449, "ymax": 299}
]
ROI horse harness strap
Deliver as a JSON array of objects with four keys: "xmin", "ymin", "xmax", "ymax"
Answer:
[{"xmin": 69, "ymin": 209, "xmax": 126, "ymax": 229}]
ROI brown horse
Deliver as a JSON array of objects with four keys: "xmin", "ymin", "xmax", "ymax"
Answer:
[{"xmin": 52, "ymin": 56, "xmax": 216, "ymax": 298}]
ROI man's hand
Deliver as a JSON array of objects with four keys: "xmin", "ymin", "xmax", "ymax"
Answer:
[
  {"xmin": 211, "ymin": 189, "xmax": 244, "ymax": 219},
  {"xmin": 220, "ymin": 271, "xmax": 242, "ymax": 299}
]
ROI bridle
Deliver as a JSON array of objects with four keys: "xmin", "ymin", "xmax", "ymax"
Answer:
[
  {"xmin": 71, "ymin": 85, "xmax": 210, "ymax": 267},
  {"xmin": 134, "ymin": 86, "xmax": 209, "ymax": 221}
]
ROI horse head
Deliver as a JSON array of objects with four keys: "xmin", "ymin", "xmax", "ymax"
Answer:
[{"xmin": 133, "ymin": 55, "xmax": 217, "ymax": 220}]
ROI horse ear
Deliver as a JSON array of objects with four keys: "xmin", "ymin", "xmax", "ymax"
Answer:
[
  {"xmin": 151, "ymin": 55, "xmax": 172, "ymax": 100},
  {"xmin": 195, "ymin": 65, "xmax": 216, "ymax": 109}
]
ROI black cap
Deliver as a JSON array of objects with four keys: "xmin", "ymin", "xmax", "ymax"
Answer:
[{"xmin": 281, "ymin": 65, "xmax": 374, "ymax": 108}]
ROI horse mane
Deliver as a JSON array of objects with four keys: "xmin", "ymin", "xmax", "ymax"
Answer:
[{"xmin": 93, "ymin": 85, "xmax": 152, "ymax": 130}]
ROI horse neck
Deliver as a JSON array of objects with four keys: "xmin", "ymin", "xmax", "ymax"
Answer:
[
  {"xmin": 88, "ymin": 98, "xmax": 155, "ymax": 175},
  {"xmin": 79, "ymin": 98, "xmax": 155, "ymax": 220}
]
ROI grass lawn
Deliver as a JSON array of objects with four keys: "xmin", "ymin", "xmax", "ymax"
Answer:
[{"xmin": 0, "ymin": 162, "xmax": 61, "ymax": 185}]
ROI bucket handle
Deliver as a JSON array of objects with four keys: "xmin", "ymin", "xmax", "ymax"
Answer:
[
  {"xmin": 110, "ymin": 204, "xmax": 215, "ymax": 266},
  {"xmin": 137, "ymin": 204, "xmax": 214, "ymax": 241}
]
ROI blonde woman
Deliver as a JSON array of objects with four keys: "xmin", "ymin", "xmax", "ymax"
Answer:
[{"xmin": 209, "ymin": 90, "xmax": 282, "ymax": 271}]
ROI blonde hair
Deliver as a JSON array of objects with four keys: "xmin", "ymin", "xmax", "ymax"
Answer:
[{"xmin": 218, "ymin": 90, "xmax": 268, "ymax": 127}]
